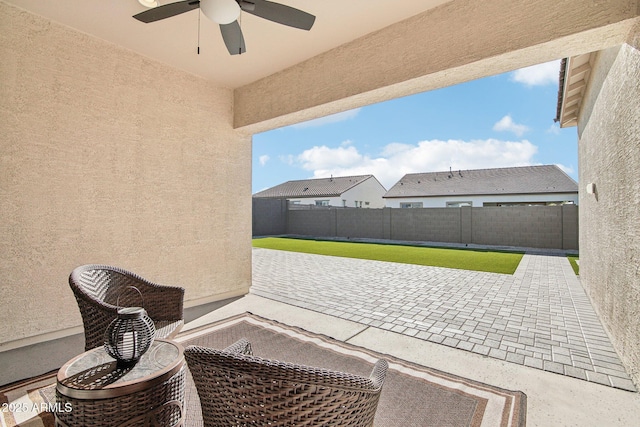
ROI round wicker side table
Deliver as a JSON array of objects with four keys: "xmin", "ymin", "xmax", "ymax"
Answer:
[{"xmin": 55, "ymin": 339, "xmax": 185, "ymax": 427}]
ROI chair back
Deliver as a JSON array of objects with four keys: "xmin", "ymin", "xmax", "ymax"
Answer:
[
  {"xmin": 185, "ymin": 344, "xmax": 387, "ymax": 427},
  {"xmin": 70, "ymin": 265, "xmax": 140, "ymax": 305},
  {"xmin": 69, "ymin": 264, "xmax": 185, "ymax": 350}
]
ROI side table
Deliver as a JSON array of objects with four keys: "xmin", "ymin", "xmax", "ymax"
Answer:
[{"xmin": 55, "ymin": 339, "xmax": 185, "ymax": 427}]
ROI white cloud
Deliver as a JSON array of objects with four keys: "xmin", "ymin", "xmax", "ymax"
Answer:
[
  {"xmin": 493, "ymin": 115, "xmax": 530, "ymax": 137},
  {"xmin": 294, "ymin": 139, "xmax": 539, "ymax": 189},
  {"xmin": 298, "ymin": 145, "xmax": 362, "ymax": 170},
  {"xmin": 291, "ymin": 108, "xmax": 362, "ymax": 129},
  {"xmin": 511, "ymin": 60, "xmax": 561, "ymax": 86},
  {"xmin": 380, "ymin": 142, "xmax": 414, "ymax": 156},
  {"xmin": 258, "ymin": 155, "xmax": 270, "ymax": 166}
]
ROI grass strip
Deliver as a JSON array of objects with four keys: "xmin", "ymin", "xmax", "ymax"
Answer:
[
  {"xmin": 568, "ymin": 256, "xmax": 580, "ymax": 275},
  {"xmin": 253, "ymin": 237, "xmax": 523, "ymax": 274}
]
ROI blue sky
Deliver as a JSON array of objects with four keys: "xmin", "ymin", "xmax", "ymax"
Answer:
[{"xmin": 252, "ymin": 60, "xmax": 578, "ymax": 194}]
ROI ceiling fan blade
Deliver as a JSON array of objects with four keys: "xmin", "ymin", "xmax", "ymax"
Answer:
[
  {"xmin": 240, "ymin": 0, "xmax": 315, "ymax": 30},
  {"xmin": 220, "ymin": 21, "xmax": 246, "ymax": 55},
  {"xmin": 133, "ymin": 0, "xmax": 200, "ymax": 23}
]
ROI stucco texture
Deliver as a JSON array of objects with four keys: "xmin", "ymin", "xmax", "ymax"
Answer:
[
  {"xmin": 235, "ymin": 0, "xmax": 640, "ymax": 133},
  {"xmin": 578, "ymin": 39, "xmax": 640, "ymax": 383},
  {"xmin": 0, "ymin": 3, "xmax": 251, "ymax": 346}
]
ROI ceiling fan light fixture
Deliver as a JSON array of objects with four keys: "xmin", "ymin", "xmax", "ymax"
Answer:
[
  {"xmin": 138, "ymin": 0, "xmax": 158, "ymax": 8},
  {"xmin": 200, "ymin": 0, "xmax": 241, "ymax": 25}
]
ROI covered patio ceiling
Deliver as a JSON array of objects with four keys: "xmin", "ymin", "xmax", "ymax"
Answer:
[
  {"xmin": 4, "ymin": 0, "xmax": 449, "ymax": 88},
  {"xmin": 6, "ymin": 0, "xmax": 638, "ymax": 133}
]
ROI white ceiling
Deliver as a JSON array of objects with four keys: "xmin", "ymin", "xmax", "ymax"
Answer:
[{"xmin": 5, "ymin": 0, "xmax": 449, "ymax": 88}]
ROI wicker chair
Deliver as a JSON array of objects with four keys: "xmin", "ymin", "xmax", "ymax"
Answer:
[
  {"xmin": 185, "ymin": 339, "xmax": 388, "ymax": 427},
  {"xmin": 69, "ymin": 264, "xmax": 185, "ymax": 351}
]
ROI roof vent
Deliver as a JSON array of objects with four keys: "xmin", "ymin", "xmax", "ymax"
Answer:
[{"xmin": 303, "ymin": 187, "xmax": 309, "ymax": 192}]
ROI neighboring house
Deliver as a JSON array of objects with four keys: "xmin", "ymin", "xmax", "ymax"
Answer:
[
  {"xmin": 384, "ymin": 165, "xmax": 578, "ymax": 208},
  {"xmin": 253, "ymin": 175, "xmax": 387, "ymax": 208}
]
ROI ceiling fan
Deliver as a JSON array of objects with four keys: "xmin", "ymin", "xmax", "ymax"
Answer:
[{"xmin": 133, "ymin": 0, "xmax": 316, "ymax": 55}]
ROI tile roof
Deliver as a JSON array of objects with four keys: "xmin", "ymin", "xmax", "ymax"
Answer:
[
  {"xmin": 253, "ymin": 175, "xmax": 377, "ymax": 198},
  {"xmin": 384, "ymin": 165, "xmax": 578, "ymax": 198}
]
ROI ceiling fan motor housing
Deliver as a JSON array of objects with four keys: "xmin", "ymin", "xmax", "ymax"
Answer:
[{"xmin": 133, "ymin": 0, "xmax": 315, "ymax": 55}]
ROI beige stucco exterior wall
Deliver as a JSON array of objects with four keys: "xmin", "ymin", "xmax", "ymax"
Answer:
[
  {"xmin": 0, "ymin": 3, "xmax": 251, "ymax": 349},
  {"xmin": 577, "ymin": 32, "xmax": 640, "ymax": 382},
  {"xmin": 235, "ymin": 0, "xmax": 640, "ymax": 133}
]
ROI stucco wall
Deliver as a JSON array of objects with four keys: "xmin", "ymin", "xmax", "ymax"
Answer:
[
  {"xmin": 235, "ymin": 0, "xmax": 639, "ymax": 133},
  {"xmin": 0, "ymin": 4, "xmax": 251, "ymax": 350},
  {"xmin": 285, "ymin": 177, "xmax": 387, "ymax": 208},
  {"xmin": 341, "ymin": 177, "xmax": 387, "ymax": 208},
  {"xmin": 288, "ymin": 196, "xmax": 345, "ymax": 206},
  {"xmin": 578, "ymin": 39, "xmax": 640, "ymax": 384},
  {"xmin": 385, "ymin": 192, "xmax": 579, "ymax": 208}
]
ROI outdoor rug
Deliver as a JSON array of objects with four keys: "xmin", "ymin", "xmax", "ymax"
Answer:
[
  {"xmin": 0, "ymin": 372, "xmax": 56, "ymax": 427},
  {"xmin": 176, "ymin": 312, "xmax": 526, "ymax": 427},
  {"xmin": 1, "ymin": 312, "xmax": 526, "ymax": 426}
]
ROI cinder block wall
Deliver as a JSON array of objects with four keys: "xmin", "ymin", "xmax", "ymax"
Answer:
[
  {"xmin": 578, "ymin": 40, "xmax": 640, "ymax": 385},
  {"xmin": 562, "ymin": 204, "xmax": 579, "ymax": 250},
  {"xmin": 472, "ymin": 206, "xmax": 564, "ymax": 249},
  {"xmin": 255, "ymin": 204, "xmax": 578, "ymax": 250},
  {"xmin": 337, "ymin": 209, "xmax": 385, "ymax": 239},
  {"xmin": 253, "ymin": 199, "xmax": 288, "ymax": 236},
  {"xmin": 390, "ymin": 208, "xmax": 462, "ymax": 242},
  {"xmin": 288, "ymin": 210, "xmax": 337, "ymax": 237}
]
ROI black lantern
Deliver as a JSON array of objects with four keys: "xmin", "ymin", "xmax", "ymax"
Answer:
[{"xmin": 104, "ymin": 288, "xmax": 156, "ymax": 366}]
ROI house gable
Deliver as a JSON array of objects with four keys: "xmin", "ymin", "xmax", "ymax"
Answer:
[{"xmin": 254, "ymin": 175, "xmax": 387, "ymax": 208}]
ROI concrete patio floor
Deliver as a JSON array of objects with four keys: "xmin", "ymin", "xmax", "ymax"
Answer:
[
  {"xmin": 251, "ymin": 246, "xmax": 635, "ymax": 391},
  {"xmin": 184, "ymin": 246, "xmax": 640, "ymax": 427}
]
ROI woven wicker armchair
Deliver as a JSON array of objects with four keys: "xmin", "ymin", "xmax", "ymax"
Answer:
[
  {"xmin": 185, "ymin": 339, "xmax": 388, "ymax": 427},
  {"xmin": 69, "ymin": 264, "xmax": 185, "ymax": 351}
]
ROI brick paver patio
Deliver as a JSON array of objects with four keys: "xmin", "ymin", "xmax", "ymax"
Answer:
[{"xmin": 251, "ymin": 247, "xmax": 636, "ymax": 391}]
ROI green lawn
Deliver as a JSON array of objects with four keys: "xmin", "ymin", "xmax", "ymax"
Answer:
[
  {"xmin": 568, "ymin": 256, "xmax": 580, "ymax": 275},
  {"xmin": 253, "ymin": 237, "xmax": 523, "ymax": 274}
]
